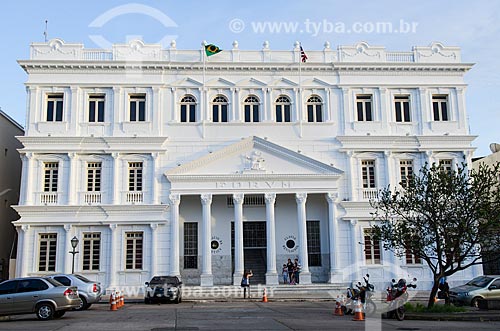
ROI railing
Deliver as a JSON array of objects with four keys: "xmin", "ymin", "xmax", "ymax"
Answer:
[
  {"xmin": 84, "ymin": 192, "xmax": 102, "ymax": 205},
  {"xmin": 82, "ymin": 49, "xmax": 113, "ymax": 61},
  {"xmin": 361, "ymin": 188, "xmax": 379, "ymax": 201},
  {"xmin": 386, "ymin": 52, "xmax": 414, "ymax": 62},
  {"xmin": 126, "ymin": 191, "xmax": 143, "ymax": 204},
  {"xmin": 40, "ymin": 192, "xmax": 58, "ymax": 205}
]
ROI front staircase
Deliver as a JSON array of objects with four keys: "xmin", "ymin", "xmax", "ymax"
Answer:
[{"xmin": 243, "ymin": 248, "xmax": 266, "ymax": 285}]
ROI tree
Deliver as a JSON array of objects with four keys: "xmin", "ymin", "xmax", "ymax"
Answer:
[{"xmin": 371, "ymin": 161, "xmax": 500, "ymax": 308}]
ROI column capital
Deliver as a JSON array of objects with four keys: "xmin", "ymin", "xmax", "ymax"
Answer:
[
  {"xmin": 151, "ymin": 152, "xmax": 160, "ymax": 160},
  {"xmin": 111, "ymin": 152, "xmax": 120, "ymax": 159},
  {"xmin": 21, "ymin": 224, "xmax": 30, "ymax": 232},
  {"xmin": 170, "ymin": 87, "xmax": 176, "ymax": 92},
  {"xmin": 384, "ymin": 150, "xmax": 393, "ymax": 158},
  {"xmin": 150, "ymin": 223, "xmax": 159, "ymax": 231},
  {"xmin": 109, "ymin": 224, "xmax": 118, "ymax": 231},
  {"xmin": 25, "ymin": 152, "xmax": 34, "ymax": 160},
  {"xmin": 350, "ymin": 219, "xmax": 358, "ymax": 226},
  {"xmin": 232, "ymin": 193, "xmax": 244, "ymax": 205},
  {"xmin": 68, "ymin": 152, "xmax": 76, "ymax": 159},
  {"xmin": 64, "ymin": 224, "xmax": 72, "ymax": 232},
  {"xmin": 201, "ymin": 193, "xmax": 212, "ymax": 205},
  {"xmin": 264, "ymin": 193, "xmax": 276, "ymax": 205},
  {"xmin": 325, "ymin": 192, "xmax": 339, "ymax": 203},
  {"xmin": 169, "ymin": 194, "xmax": 181, "ymax": 206},
  {"xmin": 295, "ymin": 193, "xmax": 307, "ymax": 204}
]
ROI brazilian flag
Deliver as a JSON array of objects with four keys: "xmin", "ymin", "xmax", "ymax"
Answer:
[{"xmin": 205, "ymin": 44, "xmax": 222, "ymax": 57}]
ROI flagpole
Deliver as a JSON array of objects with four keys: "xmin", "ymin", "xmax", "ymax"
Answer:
[
  {"xmin": 298, "ymin": 42, "xmax": 303, "ymax": 138},
  {"xmin": 202, "ymin": 41, "xmax": 206, "ymax": 138}
]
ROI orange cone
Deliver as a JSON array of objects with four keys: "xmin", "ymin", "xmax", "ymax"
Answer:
[
  {"xmin": 352, "ymin": 300, "xmax": 365, "ymax": 321},
  {"xmin": 121, "ymin": 293, "xmax": 125, "ymax": 308},
  {"xmin": 334, "ymin": 296, "xmax": 344, "ymax": 316},
  {"xmin": 262, "ymin": 288, "xmax": 268, "ymax": 303},
  {"xmin": 110, "ymin": 292, "xmax": 117, "ymax": 311},
  {"xmin": 118, "ymin": 291, "xmax": 123, "ymax": 308}
]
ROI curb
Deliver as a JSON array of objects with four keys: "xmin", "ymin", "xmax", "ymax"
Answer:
[{"xmin": 405, "ymin": 313, "xmax": 500, "ymax": 322}]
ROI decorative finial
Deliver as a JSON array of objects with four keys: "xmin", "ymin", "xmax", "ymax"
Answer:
[
  {"xmin": 262, "ymin": 41, "xmax": 269, "ymax": 50},
  {"xmin": 232, "ymin": 40, "xmax": 239, "ymax": 49},
  {"xmin": 170, "ymin": 40, "xmax": 177, "ymax": 49},
  {"xmin": 294, "ymin": 41, "xmax": 300, "ymax": 49},
  {"xmin": 324, "ymin": 41, "xmax": 330, "ymax": 49}
]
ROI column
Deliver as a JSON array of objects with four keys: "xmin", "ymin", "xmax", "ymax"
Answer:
[
  {"xmin": 152, "ymin": 87, "xmax": 161, "ymax": 133},
  {"xmin": 232, "ymin": 194, "xmax": 244, "ymax": 285},
  {"xmin": 324, "ymin": 88, "xmax": 331, "ymax": 122},
  {"xmin": 265, "ymin": 193, "xmax": 278, "ymax": 285},
  {"xmin": 200, "ymin": 194, "xmax": 213, "ymax": 286},
  {"xmin": 67, "ymin": 153, "xmax": 77, "ymax": 205},
  {"xmin": 108, "ymin": 224, "xmax": 118, "ymax": 288},
  {"xmin": 350, "ymin": 220, "xmax": 361, "ymax": 281},
  {"xmin": 69, "ymin": 87, "xmax": 79, "ymax": 134},
  {"xmin": 63, "ymin": 224, "xmax": 73, "ymax": 274},
  {"xmin": 112, "ymin": 87, "xmax": 123, "ymax": 134},
  {"xmin": 16, "ymin": 225, "xmax": 30, "ymax": 277},
  {"xmin": 169, "ymin": 194, "xmax": 180, "ymax": 276},
  {"xmin": 23, "ymin": 153, "xmax": 35, "ymax": 205},
  {"xmin": 326, "ymin": 192, "xmax": 342, "ymax": 283},
  {"xmin": 171, "ymin": 87, "xmax": 178, "ymax": 122},
  {"xmin": 295, "ymin": 193, "xmax": 311, "ymax": 284},
  {"xmin": 111, "ymin": 153, "xmax": 120, "ymax": 204},
  {"xmin": 151, "ymin": 153, "xmax": 159, "ymax": 204},
  {"xmin": 347, "ymin": 151, "xmax": 357, "ymax": 200},
  {"xmin": 385, "ymin": 151, "xmax": 395, "ymax": 189},
  {"xmin": 150, "ymin": 223, "xmax": 159, "ymax": 279}
]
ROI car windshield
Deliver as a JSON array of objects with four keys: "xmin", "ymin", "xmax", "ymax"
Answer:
[
  {"xmin": 149, "ymin": 276, "xmax": 178, "ymax": 285},
  {"xmin": 74, "ymin": 274, "xmax": 92, "ymax": 283},
  {"xmin": 45, "ymin": 278, "xmax": 63, "ymax": 287},
  {"xmin": 466, "ymin": 276, "xmax": 493, "ymax": 287}
]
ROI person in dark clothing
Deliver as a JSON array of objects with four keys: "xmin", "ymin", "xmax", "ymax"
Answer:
[
  {"xmin": 438, "ymin": 280, "xmax": 450, "ymax": 305},
  {"xmin": 241, "ymin": 270, "xmax": 253, "ymax": 298},
  {"xmin": 286, "ymin": 258, "xmax": 294, "ymax": 285}
]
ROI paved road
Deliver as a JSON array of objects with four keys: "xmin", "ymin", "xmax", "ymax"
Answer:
[{"xmin": 1, "ymin": 301, "xmax": 499, "ymax": 331}]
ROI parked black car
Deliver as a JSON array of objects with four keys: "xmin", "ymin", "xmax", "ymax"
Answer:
[{"xmin": 144, "ymin": 276, "xmax": 182, "ymax": 304}]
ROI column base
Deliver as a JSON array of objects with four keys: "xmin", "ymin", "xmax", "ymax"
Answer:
[
  {"xmin": 298, "ymin": 271, "xmax": 312, "ymax": 284},
  {"xmin": 233, "ymin": 272, "xmax": 243, "ymax": 286},
  {"xmin": 200, "ymin": 274, "xmax": 213, "ymax": 287},
  {"xmin": 328, "ymin": 270, "xmax": 343, "ymax": 284},
  {"xmin": 265, "ymin": 272, "xmax": 279, "ymax": 285}
]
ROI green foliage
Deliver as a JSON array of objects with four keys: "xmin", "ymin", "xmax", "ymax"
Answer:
[
  {"xmin": 404, "ymin": 302, "xmax": 467, "ymax": 313},
  {"xmin": 371, "ymin": 161, "xmax": 500, "ymax": 307}
]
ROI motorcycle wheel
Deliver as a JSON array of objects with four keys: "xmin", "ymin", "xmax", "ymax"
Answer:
[
  {"xmin": 395, "ymin": 307, "xmax": 405, "ymax": 321},
  {"xmin": 365, "ymin": 301, "xmax": 377, "ymax": 317}
]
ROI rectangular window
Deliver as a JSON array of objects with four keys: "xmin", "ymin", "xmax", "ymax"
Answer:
[
  {"xmin": 125, "ymin": 232, "xmax": 143, "ymax": 269},
  {"xmin": 307, "ymin": 105, "xmax": 323, "ymax": 123},
  {"xmin": 87, "ymin": 162, "xmax": 102, "ymax": 192},
  {"xmin": 356, "ymin": 95, "xmax": 373, "ymax": 121},
  {"xmin": 88, "ymin": 95, "xmax": 105, "ymax": 122},
  {"xmin": 394, "ymin": 95, "xmax": 411, "ymax": 122},
  {"xmin": 432, "ymin": 95, "xmax": 449, "ymax": 121},
  {"xmin": 361, "ymin": 160, "xmax": 376, "ymax": 188},
  {"xmin": 82, "ymin": 232, "xmax": 101, "ymax": 271},
  {"xmin": 128, "ymin": 162, "xmax": 143, "ymax": 191},
  {"xmin": 439, "ymin": 159, "xmax": 453, "ymax": 174},
  {"xmin": 44, "ymin": 162, "xmax": 59, "ymax": 192},
  {"xmin": 46, "ymin": 94, "xmax": 64, "ymax": 122},
  {"xmin": 399, "ymin": 160, "xmax": 413, "ymax": 187},
  {"xmin": 364, "ymin": 229, "xmax": 381, "ymax": 264},
  {"xmin": 184, "ymin": 222, "xmax": 198, "ymax": 269},
  {"xmin": 38, "ymin": 233, "xmax": 57, "ymax": 272},
  {"xmin": 244, "ymin": 105, "xmax": 260, "ymax": 123},
  {"xmin": 405, "ymin": 250, "xmax": 422, "ymax": 265},
  {"xmin": 129, "ymin": 94, "xmax": 146, "ymax": 122},
  {"xmin": 306, "ymin": 221, "xmax": 321, "ymax": 267}
]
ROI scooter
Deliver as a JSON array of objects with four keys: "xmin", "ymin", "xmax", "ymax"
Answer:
[
  {"xmin": 342, "ymin": 274, "xmax": 377, "ymax": 316},
  {"xmin": 385, "ymin": 277, "xmax": 417, "ymax": 321}
]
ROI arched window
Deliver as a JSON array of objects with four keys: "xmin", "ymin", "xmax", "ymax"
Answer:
[
  {"xmin": 212, "ymin": 95, "xmax": 228, "ymax": 122},
  {"xmin": 180, "ymin": 95, "xmax": 196, "ymax": 122},
  {"xmin": 275, "ymin": 95, "xmax": 291, "ymax": 122},
  {"xmin": 307, "ymin": 95, "xmax": 323, "ymax": 122},
  {"xmin": 244, "ymin": 95, "xmax": 260, "ymax": 123}
]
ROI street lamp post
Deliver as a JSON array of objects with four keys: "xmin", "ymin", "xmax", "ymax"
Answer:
[{"xmin": 69, "ymin": 236, "xmax": 79, "ymax": 274}]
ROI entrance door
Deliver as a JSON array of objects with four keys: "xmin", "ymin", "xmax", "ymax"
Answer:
[{"xmin": 232, "ymin": 221, "xmax": 267, "ymax": 285}]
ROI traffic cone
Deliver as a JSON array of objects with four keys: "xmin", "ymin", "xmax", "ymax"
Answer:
[
  {"xmin": 352, "ymin": 300, "xmax": 365, "ymax": 321},
  {"xmin": 118, "ymin": 291, "xmax": 123, "ymax": 308},
  {"xmin": 334, "ymin": 296, "xmax": 344, "ymax": 316},
  {"xmin": 262, "ymin": 288, "xmax": 268, "ymax": 303},
  {"xmin": 121, "ymin": 293, "xmax": 125, "ymax": 308},
  {"xmin": 110, "ymin": 292, "xmax": 117, "ymax": 311}
]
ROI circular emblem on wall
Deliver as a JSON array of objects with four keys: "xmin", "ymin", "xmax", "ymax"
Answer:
[
  {"xmin": 211, "ymin": 236, "xmax": 223, "ymax": 254},
  {"xmin": 283, "ymin": 235, "xmax": 298, "ymax": 253}
]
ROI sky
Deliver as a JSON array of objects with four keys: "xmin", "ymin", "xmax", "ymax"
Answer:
[{"xmin": 0, "ymin": 0, "xmax": 499, "ymax": 156}]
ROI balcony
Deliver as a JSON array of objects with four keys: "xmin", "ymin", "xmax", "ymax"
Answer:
[
  {"xmin": 84, "ymin": 192, "xmax": 102, "ymax": 205},
  {"xmin": 39, "ymin": 192, "xmax": 58, "ymax": 205},
  {"xmin": 126, "ymin": 191, "xmax": 144, "ymax": 204},
  {"xmin": 359, "ymin": 188, "xmax": 379, "ymax": 201}
]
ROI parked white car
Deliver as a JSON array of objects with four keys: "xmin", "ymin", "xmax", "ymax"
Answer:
[{"xmin": 46, "ymin": 274, "xmax": 103, "ymax": 310}]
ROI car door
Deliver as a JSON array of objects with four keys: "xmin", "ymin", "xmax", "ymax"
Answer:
[
  {"xmin": 13, "ymin": 279, "xmax": 49, "ymax": 313},
  {"xmin": 486, "ymin": 278, "xmax": 500, "ymax": 299},
  {"xmin": 0, "ymin": 280, "xmax": 19, "ymax": 315}
]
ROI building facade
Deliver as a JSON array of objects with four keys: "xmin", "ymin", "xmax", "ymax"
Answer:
[
  {"xmin": 0, "ymin": 109, "xmax": 24, "ymax": 280},
  {"xmin": 14, "ymin": 39, "xmax": 481, "ymax": 289}
]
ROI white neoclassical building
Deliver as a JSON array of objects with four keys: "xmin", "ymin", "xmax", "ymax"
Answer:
[{"xmin": 13, "ymin": 39, "xmax": 481, "ymax": 289}]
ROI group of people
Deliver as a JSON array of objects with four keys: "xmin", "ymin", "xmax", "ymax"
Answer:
[{"xmin": 282, "ymin": 258, "xmax": 301, "ymax": 285}]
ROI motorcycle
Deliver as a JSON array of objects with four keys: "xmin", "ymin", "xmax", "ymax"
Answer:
[
  {"xmin": 385, "ymin": 277, "xmax": 417, "ymax": 321},
  {"xmin": 342, "ymin": 274, "xmax": 377, "ymax": 316}
]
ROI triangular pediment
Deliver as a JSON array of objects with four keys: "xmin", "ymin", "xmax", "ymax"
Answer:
[
  {"xmin": 236, "ymin": 77, "xmax": 268, "ymax": 87},
  {"xmin": 207, "ymin": 77, "xmax": 235, "ymax": 87},
  {"xmin": 269, "ymin": 78, "xmax": 298, "ymax": 87},
  {"xmin": 166, "ymin": 136, "xmax": 343, "ymax": 179},
  {"xmin": 171, "ymin": 77, "xmax": 203, "ymax": 87},
  {"xmin": 304, "ymin": 78, "xmax": 333, "ymax": 87}
]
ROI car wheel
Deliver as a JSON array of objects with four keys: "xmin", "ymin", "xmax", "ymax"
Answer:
[
  {"xmin": 74, "ymin": 295, "xmax": 88, "ymax": 311},
  {"xmin": 471, "ymin": 297, "xmax": 482, "ymax": 308},
  {"xmin": 53, "ymin": 311, "xmax": 66, "ymax": 319},
  {"xmin": 173, "ymin": 296, "xmax": 180, "ymax": 304},
  {"xmin": 36, "ymin": 303, "xmax": 55, "ymax": 321}
]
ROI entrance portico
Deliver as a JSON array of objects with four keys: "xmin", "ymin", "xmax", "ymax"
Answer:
[{"xmin": 166, "ymin": 136, "xmax": 343, "ymax": 286}]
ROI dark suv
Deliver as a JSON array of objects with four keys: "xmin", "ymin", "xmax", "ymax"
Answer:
[{"xmin": 144, "ymin": 276, "xmax": 182, "ymax": 304}]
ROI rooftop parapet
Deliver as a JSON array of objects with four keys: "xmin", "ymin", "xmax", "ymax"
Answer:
[{"xmin": 29, "ymin": 39, "xmax": 461, "ymax": 64}]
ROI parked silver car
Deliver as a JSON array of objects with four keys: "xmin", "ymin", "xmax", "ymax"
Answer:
[
  {"xmin": 46, "ymin": 274, "xmax": 103, "ymax": 310},
  {"xmin": 450, "ymin": 275, "xmax": 500, "ymax": 307},
  {"xmin": 145, "ymin": 276, "xmax": 182, "ymax": 304},
  {"xmin": 0, "ymin": 277, "xmax": 80, "ymax": 320}
]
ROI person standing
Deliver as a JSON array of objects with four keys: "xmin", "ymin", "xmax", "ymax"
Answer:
[
  {"xmin": 294, "ymin": 258, "xmax": 301, "ymax": 284},
  {"xmin": 282, "ymin": 264, "xmax": 288, "ymax": 284},
  {"xmin": 241, "ymin": 270, "xmax": 253, "ymax": 298},
  {"xmin": 286, "ymin": 258, "xmax": 294, "ymax": 285}
]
